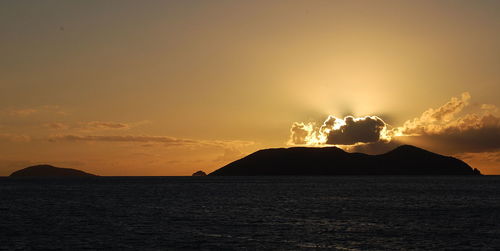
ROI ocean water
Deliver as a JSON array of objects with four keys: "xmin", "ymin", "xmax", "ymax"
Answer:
[{"xmin": 1, "ymin": 176, "xmax": 499, "ymax": 250}]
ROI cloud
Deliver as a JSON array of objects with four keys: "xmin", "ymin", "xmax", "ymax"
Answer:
[
  {"xmin": 290, "ymin": 122, "xmax": 314, "ymax": 145},
  {"xmin": 44, "ymin": 122, "xmax": 70, "ymax": 130},
  {"xmin": 44, "ymin": 121, "xmax": 151, "ymax": 131},
  {"xmin": 4, "ymin": 105, "xmax": 67, "ymax": 117},
  {"xmin": 392, "ymin": 92, "xmax": 500, "ymax": 153},
  {"xmin": 342, "ymin": 140, "xmax": 404, "ymax": 155},
  {"xmin": 453, "ymin": 150, "xmax": 500, "ymax": 174},
  {"xmin": 326, "ymin": 116, "xmax": 388, "ymax": 145},
  {"xmin": 288, "ymin": 92, "xmax": 499, "ymax": 155},
  {"xmin": 213, "ymin": 148, "xmax": 245, "ymax": 162},
  {"xmin": 48, "ymin": 134, "xmax": 253, "ymax": 148},
  {"xmin": 480, "ymin": 104, "xmax": 498, "ymax": 113},
  {"xmin": 455, "ymin": 151, "xmax": 500, "ymax": 163},
  {"xmin": 397, "ymin": 92, "xmax": 471, "ymax": 135},
  {"xmin": 49, "ymin": 134, "xmax": 196, "ymax": 144},
  {"xmin": 8, "ymin": 109, "xmax": 37, "ymax": 117},
  {"xmin": 0, "ymin": 133, "xmax": 31, "ymax": 142},
  {"xmin": 289, "ymin": 115, "xmax": 390, "ymax": 146},
  {"xmin": 80, "ymin": 121, "xmax": 130, "ymax": 130}
]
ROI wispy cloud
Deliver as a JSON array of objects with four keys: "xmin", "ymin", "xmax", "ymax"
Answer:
[
  {"xmin": 213, "ymin": 147, "xmax": 245, "ymax": 162},
  {"xmin": 0, "ymin": 133, "xmax": 31, "ymax": 142},
  {"xmin": 4, "ymin": 105, "xmax": 67, "ymax": 117},
  {"xmin": 84, "ymin": 121, "xmax": 130, "ymax": 130},
  {"xmin": 7, "ymin": 109, "xmax": 38, "ymax": 117},
  {"xmin": 455, "ymin": 151, "xmax": 500, "ymax": 163},
  {"xmin": 44, "ymin": 122, "xmax": 71, "ymax": 130},
  {"xmin": 44, "ymin": 120, "xmax": 150, "ymax": 132},
  {"xmin": 48, "ymin": 134, "xmax": 253, "ymax": 148}
]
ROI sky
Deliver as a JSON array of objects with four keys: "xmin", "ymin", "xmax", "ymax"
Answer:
[{"xmin": 0, "ymin": 0, "xmax": 499, "ymax": 175}]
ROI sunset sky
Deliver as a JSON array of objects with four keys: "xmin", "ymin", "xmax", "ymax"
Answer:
[{"xmin": 1, "ymin": 1, "xmax": 499, "ymax": 175}]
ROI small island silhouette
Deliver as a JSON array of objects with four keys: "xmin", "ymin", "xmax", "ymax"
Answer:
[
  {"xmin": 9, "ymin": 164, "xmax": 97, "ymax": 177},
  {"xmin": 192, "ymin": 170, "xmax": 207, "ymax": 176},
  {"xmin": 210, "ymin": 145, "xmax": 481, "ymax": 176}
]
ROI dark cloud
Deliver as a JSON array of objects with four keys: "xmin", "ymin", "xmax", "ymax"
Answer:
[
  {"xmin": 399, "ymin": 128, "xmax": 500, "ymax": 154},
  {"xmin": 326, "ymin": 116, "xmax": 387, "ymax": 145},
  {"xmin": 347, "ymin": 115, "xmax": 499, "ymax": 155},
  {"xmin": 289, "ymin": 116, "xmax": 390, "ymax": 146}
]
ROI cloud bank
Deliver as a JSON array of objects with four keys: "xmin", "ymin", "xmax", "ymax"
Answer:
[
  {"xmin": 394, "ymin": 92, "xmax": 499, "ymax": 153},
  {"xmin": 396, "ymin": 92, "xmax": 472, "ymax": 135},
  {"xmin": 289, "ymin": 92, "xmax": 500, "ymax": 154}
]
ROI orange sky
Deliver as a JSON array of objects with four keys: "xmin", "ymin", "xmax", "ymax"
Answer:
[{"xmin": 0, "ymin": 1, "xmax": 499, "ymax": 175}]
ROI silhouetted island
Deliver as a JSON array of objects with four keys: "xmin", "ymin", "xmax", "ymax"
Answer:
[
  {"xmin": 210, "ymin": 145, "xmax": 481, "ymax": 176},
  {"xmin": 9, "ymin": 165, "xmax": 97, "ymax": 177},
  {"xmin": 192, "ymin": 170, "xmax": 207, "ymax": 176}
]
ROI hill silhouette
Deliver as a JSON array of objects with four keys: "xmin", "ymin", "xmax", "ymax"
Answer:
[
  {"xmin": 209, "ymin": 145, "xmax": 481, "ymax": 176},
  {"xmin": 9, "ymin": 165, "xmax": 97, "ymax": 177}
]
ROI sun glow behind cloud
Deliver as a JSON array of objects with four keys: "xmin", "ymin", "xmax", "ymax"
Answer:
[
  {"xmin": 289, "ymin": 92, "xmax": 500, "ymax": 165},
  {"xmin": 290, "ymin": 115, "xmax": 392, "ymax": 147}
]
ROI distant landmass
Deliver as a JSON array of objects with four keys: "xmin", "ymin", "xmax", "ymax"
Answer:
[
  {"xmin": 192, "ymin": 170, "xmax": 207, "ymax": 176},
  {"xmin": 9, "ymin": 165, "xmax": 97, "ymax": 177},
  {"xmin": 210, "ymin": 145, "xmax": 481, "ymax": 176}
]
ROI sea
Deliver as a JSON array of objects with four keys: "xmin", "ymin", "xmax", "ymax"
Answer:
[{"xmin": 0, "ymin": 176, "xmax": 499, "ymax": 250}]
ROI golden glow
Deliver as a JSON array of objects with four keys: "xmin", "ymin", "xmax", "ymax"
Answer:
[
  {"xmin": 290, "ymin": 115, "xmax": 392, "ymax": 146},
  {"xmin": 0, "ymin": 1, "xmax": 499, "ymax": 175}
]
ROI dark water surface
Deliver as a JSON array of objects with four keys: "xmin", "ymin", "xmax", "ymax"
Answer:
[{"xmin": 1, "ymin": 176, "xmax": 499, "ymax": 250}]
